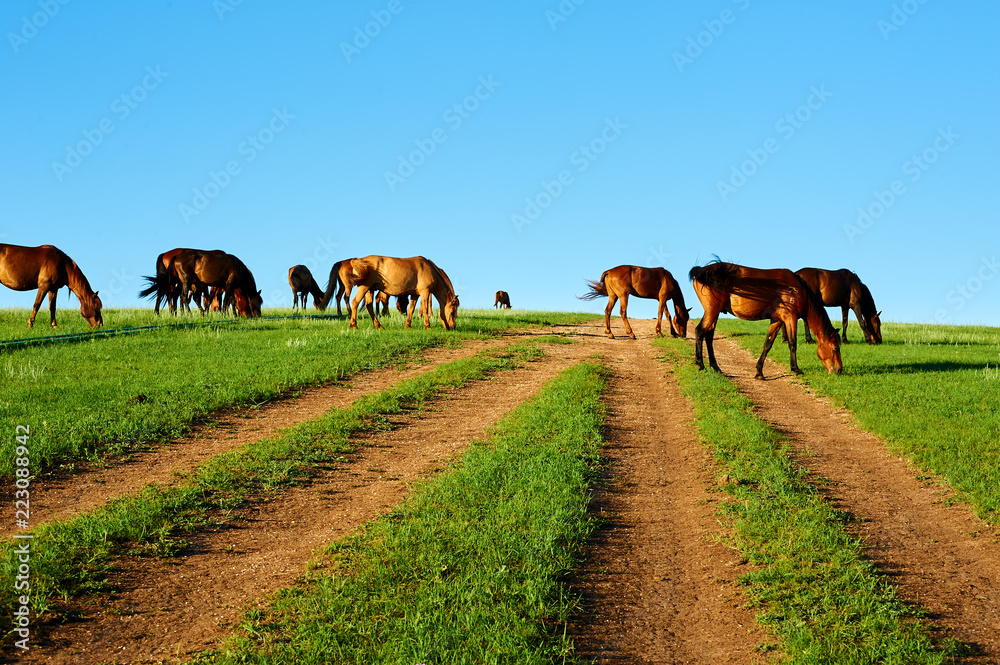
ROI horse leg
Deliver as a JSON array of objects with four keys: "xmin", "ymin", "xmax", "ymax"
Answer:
[
  {"xmin": 655, "ymin": 298, "xmax": 665, "ymax": 338},
  {"xmin": 349, "ymin": 286, "xmax": 365, "ymax": 328},
  {"xmin": 694, "ymin": 321, "xmax": 705, "ymax": 370},
  {"xmin": 405, "ymin": 297, "xmax": 418, "ymax": 329},
  {"xmin": 47, "ymin": 290, "xmax": 59, "ymax": 328},
  {"xmin": 756, "ymin": 321, "xmax": 785, "ymax": 379},
  {"xmin": 420, "ymin": 290, "xmax": 432, "ymax": 329},
  {"xmin": 366, "ymin": 290, "xmax": 383, "ymax": 329},
  {"xmin": 603, "ymin": 294, "xmax": 617, "ymax": 338},
  {"xmin": 619, "ymin": 293, "xmax": 636, "ymax": 340},
  {"xmin": 842, "ymin": 306, "xmax": 851, "ymax": 344}
]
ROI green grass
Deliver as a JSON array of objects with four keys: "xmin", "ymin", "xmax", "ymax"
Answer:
[
  {"xmin": 0, "ymin": 344, "xmax": 542, "ymax": 624},
  {"xmin": 0, "ymin": 308, "xmax": 597, "ymax": 478},
  {"xmin": 657, "ymin": 335, "xmax": 959, "ymax": 663},
  {"xmin": 200, "ymin": 361, "xmax": 607, "ymax": 665},
  {"xmin": 719, "ymin": 318, "xmax": 1000, "ymax": 523}
]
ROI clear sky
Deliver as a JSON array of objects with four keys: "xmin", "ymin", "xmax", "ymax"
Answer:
[{"xmin": 2, "ymin": 1, "xmax": 998, "ymax": 326}]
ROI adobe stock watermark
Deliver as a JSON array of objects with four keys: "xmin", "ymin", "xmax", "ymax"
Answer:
[
  {"xmin": 13, "ymin": 424, "xmax": 32, "ymax": 651},
  {"xmin": 843, "ymin": 126, "xmax": 958, "ymax": 244},
  {"xmin": 340, "ymin": 0, "xmax": 412, "ymax": 64},
  {"xmin": 933, "ymin": 255, "xmax": 998, "ymax": 324},
  {"xmin": 878, "ymin": 0, "xmax": 930, "ymax": 41},
  {"xmin": 545, "ymin": 0, "xmax": 586, "ymax": 31},
  {"xmin": 51, "ymin": 65, "xmax": 169, "ymax": 182},
  {"xmin": 103, "ymin": 267, "xmax": 136, "ymax": 307},
  {"xmin": 511, "ymin": 117, "xmax": 627, "ymax": 234},
  {"xmin": 214, "ymin": 0, "xmax": 244, "ymax": 21},
  {"xmin": 384, "ymin": 76, "xmax": 501, "ymax": 192},
  {"xmin": 7, "ymin": 0, "xmax": 71, "ymax": 54},
  {"xmin": 672, "ymin": 0, "xmax": 751, "ymax": 73},
  {"xmin": 179, "ymin": 107, "xmax": 295, "ymax": 224},
  {"xmin": 716, "ymin": 84, "xmax": 833, "ymax": 202}
]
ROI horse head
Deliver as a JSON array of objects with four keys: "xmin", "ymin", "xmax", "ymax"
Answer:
[
  {"xmin": 673, "ymin": 305, "xmax": 692, "ymax": 339},
  {"xmin": 443, "ymin": 295, "xmax": 460, "ymax": 330},
  {"xmin": 250, "ymin": 290, "xmax": 263, "ymax": 317},
  {"xmin": 867, "ymin": 310, "xmax": 883, "ymax": 345},
  {"xmin": 816, "ymin": 328, "xmax": 843, "ymax": 375},
  {"xmin": 81, "ymin": 291, "xmax": 103, "ymax": 328}
]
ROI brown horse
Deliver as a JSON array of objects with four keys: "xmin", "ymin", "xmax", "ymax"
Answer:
[
  {"xmin": 288, "ymin": 265, "xmax": 326, "ymax": 310},
  {"xmin": 689, "ymin": 261, "xmax": 842, "ymax": 379},
  {"xmin": 0, "ymin": 243, "xmax": 103, "ymax": 328},
  {"xmin": 140, "ymin": 248, "xmax": 226, "ymax": 314},
  {"xmin": 337, "ymin": 255, "xmax": 459, "ymax": 330},
  {"xmin": 579, "ymin": 265, "xmax": 690, "ymax": 339},
  {"xmin": 171, "ymin": 250, "xmax": 261, "ymax": 317},
  {"xmin": 794, "ymin": 268, "xmax": 882, "ymax": 344},
  {"xmin": 494, "ymin": 291, "xmax": 511, "ymax": 309}
]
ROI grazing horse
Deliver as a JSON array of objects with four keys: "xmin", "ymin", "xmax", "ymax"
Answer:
[
  {"xmin": 288, "ymin": 265, "xmax": 326, "ymax": 310},
  {"xmin": 494, "ymin": 291, "xmax": 512, "ymax": 309},
  {"xmin": 140, "ymin": 248, "xmax": 225, "ymax": 314},
  {"xmin": 0, "ymin": 244, "xmax": 103, "ymax": 328},
  {"xmin": 579, "ymin": 265, "xmax": 690, "ymax": 339},
  {"xmin": 794, "ymin": 268, "xmax": 882, "ymax": 345},
  {"xmin": 337, "ymin": 255, "xmax": 459, "ymax": 330},
  {"xmin": 689, "ymin": 261, "xmax": 842, "ymax": 379},
  {"xmin": 171, "ymin": 250, "xmax": 262, "ymax": 317}
]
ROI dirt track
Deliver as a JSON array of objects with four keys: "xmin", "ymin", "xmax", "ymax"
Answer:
[{"xmin": 11, "ymin": 319, "xmax": 1000, "ymax": 663}]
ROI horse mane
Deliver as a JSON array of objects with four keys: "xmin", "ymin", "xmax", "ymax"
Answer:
[
  {"xmin": 793, "ymin": 273, "xmax": 838, "ymax": 341},
  {"xmin": 62, "ymin": 252, "xmax": 96, "ymax": 300},
  {"xmin": 667, "ymin": 272, "xmax": 687, "ymax": 310},
  {"xmin": 855, "ymin": 279, "xmax": 878, "ymax": 317},
  {"xmin": 426, "ymin": 258, "xmax": 456, "ymax": 298}
]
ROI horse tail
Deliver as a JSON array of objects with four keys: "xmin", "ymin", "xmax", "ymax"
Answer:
[
  {"xmin": 578, "ymin": 270, "xmax": 610, "ymax": 301},
  {"xmin": 322, "ymin": 261, "xmax": 343, "ymax": 307},
  {"xmin": 138, "ymin": 274, "xmax": 163, "ymax": 300},
  {"xmin": 688, "ymin": 261, "xmax": 739, "ymax": 291}
]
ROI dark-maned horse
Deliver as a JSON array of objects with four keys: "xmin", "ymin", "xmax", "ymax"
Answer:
[
  {"xmin": 288, "ymin": 265, "xmax": 326, "ymax": 311},
  {"xmin": 794, "ymin": 268, "xmax": 882, "ymax": 344},
  {"xmin": 336, "ymin": 255, "xmax": 459, "ymax": 330},
  {"xmin": 689, "ymin": 261, "xmax": 842, "ymax": 379},
  {"xmin": 171, "ymin": 250, "xmax": 261, "ymax": 317},
  {"xmin": 494, "ymin": 291, "xmax": 511, "ymax": 309},
  {"xmin": 579, "ymin": 265, "xmax": 690, "ymax": 339},
  {"xmin": 139, "ymin": 248, "xmax": 225, "ymax": 314},
  {"xmin": 0, "ymin": 243, "xmax": 103, "ymax": 328}
]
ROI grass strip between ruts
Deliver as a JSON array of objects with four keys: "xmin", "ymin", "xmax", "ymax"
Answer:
[
  {"xmin": 0, "ymin": 343, "xmax": 544, "ymax": 635},
  {"xmin": 655, "ymin": 337, "xmax": 962, "ymax": 664},
  {"xmin": 718, "ymin": 318, "xmax": 1000, "ymax": 524},
  {"xmin": 199, "ymin": 361, "xmax": 607, "ymax": 665}
]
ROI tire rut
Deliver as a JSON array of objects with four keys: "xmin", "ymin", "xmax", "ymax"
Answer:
[
  {"xmin": 21, "ymin": 340, "xmax": 593, "ymax": 664},
  {"xmin": 563, "ymin": 320, "xmax": 762, "ymax": 664},
  {"xmin": 710, "ymin": 333, "xmax": 1000, "ymax": 662},
  {"xmin": 1, "ymin": 339, "xmax": 496, "ymax": 535}
]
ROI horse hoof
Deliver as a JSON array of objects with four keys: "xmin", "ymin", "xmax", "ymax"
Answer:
[
  {"xmin": 793, "ymin": 369, "xmax": 805, "ymax": 376},
  {"xmin": 842, "ymin": 339, "xmax": 850, "ymax": 344},
  {"xmin": 655, "ymin": 331, "xmax": 664, "ymax": 338},
  {"xmin": 754, "ymin": 373, "xmax": 766, "ymax": 380},
  {"xmin": 629, "ymin": 334, "xmax": 637, "ymax": 340}
]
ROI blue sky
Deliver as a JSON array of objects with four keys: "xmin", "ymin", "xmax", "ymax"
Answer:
[{"xmin": 2, "ymin": 1, "xmax": 998, "ymax": 326}]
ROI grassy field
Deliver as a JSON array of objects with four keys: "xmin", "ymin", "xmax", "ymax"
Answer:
[
  {"xmin": 718, "ymin": 318, "xmax": 1000, "ymax": 523},
  {"xmin": 0, "ymin": 308, "xmax": 595, "ymax": 478},
  {"xmin": 0, "ymin": 344, "xmax": 546, "ymax": 621},
  {"xmin": 657, "ymin": 335, "xmax": 959, "ymax": 663},
  {"xmin": 201, "ymin": 361, "xmax": 606, "ymax": 664}
]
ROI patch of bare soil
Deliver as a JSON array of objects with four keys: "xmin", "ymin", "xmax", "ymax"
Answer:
[
  {"xmin": 562, "ymin": 319, "xmax": 763, "ymax": 664},
  {"xmin": 18, "ymin": 339, "xmax": 593, "ymax": 664},
  {"xmin": 0, "ymin": 339, "xmax": 495, "ymax": 535},
  {"xmin": 710, "ymin": 333, "xmax": 1000, "ymax": 663}
]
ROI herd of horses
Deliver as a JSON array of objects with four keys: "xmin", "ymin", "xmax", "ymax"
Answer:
[{"xmin": 0, "ymin": 242, "xmax": 883, "ymax": 379}]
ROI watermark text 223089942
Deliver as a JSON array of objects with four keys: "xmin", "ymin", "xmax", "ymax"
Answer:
[{"xmin": 13, "ymin": 425, "xmax": 33, "ymax": 651}]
